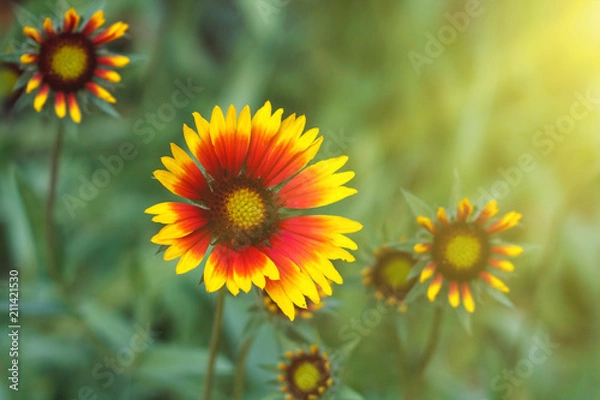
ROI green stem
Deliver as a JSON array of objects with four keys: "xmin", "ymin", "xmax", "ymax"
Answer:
[
  {"xmin": 406, "ymin": 307, "xmax": 443, "ymax": 400},
  {"xmin": 233, "ymin": 335, "xmax": 256, "ymax": 400},
  {"xmin": 45, "ymin": 121, "xmax": 64, "ymax": 281},
  {"xmin": 203, "ymin": 289, "xmax": 226, "ymax": 400},
  {"xmin": 44, "ymin": 122, "xmax": 113, "ymax": 358}
]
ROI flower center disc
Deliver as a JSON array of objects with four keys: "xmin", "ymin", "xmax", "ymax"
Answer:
[
  {"xmin": 51, "ymin": 45, "xmax": 88, "ymax": 80},
  {"xmin": 293, "ymin": 361, "xmax": 320, "ymax": 392},
  {"xmin": 381, "ymin": 258, "xmax": 412, "ymax": 290},
  {"xmin": 444, "ymin": 235, "xmax": 481, "ymax": 270},
  {"xmin": 225, "ymin": 188, "xmax": 265, "ymax": 230},
  {"xmin": 210, "ymin": 177, "xmax": 279, "ymax": 250},
  {"xmin": 433, "ymin": 222, "xmax": 490, "ymax": 281},
  {"xmin": 38, "ymin": 33, "xmax": 96, "ymax": 92}
]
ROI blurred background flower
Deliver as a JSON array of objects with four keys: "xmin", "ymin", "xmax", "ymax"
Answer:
[{"xmin": 1, "ymin": 0, "xmax": 600, "ymax": 399}]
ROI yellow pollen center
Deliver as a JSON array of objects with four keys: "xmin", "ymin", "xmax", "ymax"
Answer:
[
  {"xmin": 444, "ymin": 234, "xmax": 481, "ymax": 270},
  {"xmin": 381, "ymin": 258, "xmax": 411, "ymax": 289},
  {"xmin": 50, "ymin": 45, "xmax": 88, "ymax": 80},
  {"xmin": 293, "ymin": 361, "xmax": 320, "ymax": 392},
  {"xmin": 225, "ymin": 188, "xmax": 265, "ymax": 229}
]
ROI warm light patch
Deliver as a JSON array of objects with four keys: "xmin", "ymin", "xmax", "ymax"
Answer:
[
  {"xmin": 444, "ymin": 234, "xmax": 482, "ymax": 270},
  {"xmin": 50, "ymin": 44, "xmax": 88, "ymax": 80},
  {"xmin": 293, "ymin": 362, "xmax": 320, "ymax": 392},
  {"xmin": 225, "ymin": 188, "xmax": 266, "ymax": 230}
]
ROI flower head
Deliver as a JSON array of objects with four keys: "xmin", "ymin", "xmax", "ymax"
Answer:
[
  {"xmin": 278, "ymin": 346, "xmax": 333, "ymax": 400},
  {"xmin": 362, "ymin": 247, "xmax": 417, "ymax": 310},
  {"xmin": 146, "ymin": 102, "xmax": 361, "ymax": 320},
  {"xmin": 17, "ymin": 8, "xmax": 129, "ymax": 123},
  {"xmin": 414, "ymin": 198, "xmax": 522, "ymax": 313}
]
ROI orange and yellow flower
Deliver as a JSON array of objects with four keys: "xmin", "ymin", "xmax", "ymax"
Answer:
[
  {"xmin": 17, "ymin": 8, "xmax": 129, "ymax": 123},
  {"xmin": 414, "ymin": 198, "xmax": 522, "ymax": 313},
  {"xmin": 362, "ymin": 247, "xmax": 417, "ymax": 311},
  {"xmin": 278, "ymin": 346, "xmax": 333, "ymax": 400},
  {"xmin": 146, "ymin": 102, "xmax": 361, "ymax": 320}
]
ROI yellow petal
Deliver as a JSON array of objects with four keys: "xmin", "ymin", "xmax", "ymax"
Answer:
[
  {"xmin": 419, "ymin": 262, "xmax": 437, "ymax": 283},
  {"xmin": 480, "ymin": 272, "xmax": 510, "ymax": 293},
  {"xmin": 461, "ymin": 283, "xmax": 475, "ymax": 313},
  {"xmin": 427, "ymin": 273, "xmax": 443, "ymax": 301},
  {"xmin": 448, "ymin": 281, "xmax": 460, "ymax": 308},
  {"xmin": 417, "ymin": 216, "xmax": 436, "ymax": 233}
]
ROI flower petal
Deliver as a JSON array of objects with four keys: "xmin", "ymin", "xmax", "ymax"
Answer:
[
  {"xmin": 92, "ymin": 21, "xmax": 128, "ymax": 44},
  {"xmin": 436, "ymin": 207, "xmax": 449, "ymax": 225},
  {"xmin": 278, "ymin": 156, "xmax": 357, "ymax": 209},
  {"xmin": 476, "ymin": 200, "xmax": 499, "ymax": 225},
  {"xmin": 97, "ymin": 55, "xmax": 130, "ymax": 68},
  {"xmin": 85, "ymin": 82, "xmax": 116, "ymax": 103},
  {"xmin": 414, "ymin": 243, "xmax": 432, "ymax": 254},
  {"xmin": 427, "ymin": 273, "xmax": 443, "ymax": 301},
  {"xmin": 82, "ymin": 10, "xmax": 105, "ymax": 35},
  {"xmin": 417, "ymin": 216, "xmax": 436, "ymax": 233},
  {"xmin": 479, "ymin": 271, "xmax": 510, "ymax": 293},
  {"xmin": 457, "ymin": 197, "xmax": 473, "ymax": 221},
  {"xmin": 461, "ymin": 282, "xmax": 475, "ymax": 313},
  {"xmin": 20, "ymin": 54, "xmax": 38, "ymax": 64},
  {"xmin": 63, "ymin": 8, "xmax": 80, "ymax": 33},
  {"xmin": 42, "ymin": 18, "xmax": 55, "ymax": 37},
  {"xmin": 419, "ymin": 262, "xmax": 437, "ymax": 283},
  {"xmin": 26, "ymin": 73, "xmax": 43, "ymax": 94},
  {"xmin": 486, "ymin": 211, "xmax": 522, "ymax": 234},
  {"xmin": 491, "ymin": 245, "xmax": 523, "ymax": 257},
  {"xmin": 23, "ymin": 26, "xmax": 42, "ymax": 43},
  {"xmin": 488, "ymin": 258, "xmax": 515, "ymax": 272},
  {"xmin": 33, "ymin": 84, "xmax": 50, "ymax": 112},
  {"xmin": 448, "ymin": 281, "xmax": 460, "ymax": 308},
  {"xmin": 67, "ymin": 93, "xmax": 81, "ymax": 123},
  {"xmin": 54, "ymin": 92, "xmax": 66, "ymax": 119},
  {"xmin": 94, "ymin": 68, "xmax": 121, "ymax": 82}
]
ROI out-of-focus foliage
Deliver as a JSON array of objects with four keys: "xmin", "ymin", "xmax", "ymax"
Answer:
[{"xmin": 1, "ymin": 0, "xmax": 599, "ymax": 399}]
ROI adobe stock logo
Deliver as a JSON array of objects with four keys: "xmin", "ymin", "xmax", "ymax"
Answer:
[{"xmin": 485, "ymin": 334, "xmax": 560, "ymax": 400}]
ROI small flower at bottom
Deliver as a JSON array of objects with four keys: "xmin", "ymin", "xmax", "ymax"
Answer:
[
  {"xmin": 15, "ymin": 8, "xmax": 129, "ymax": 123},
  {"xmin": 362, "ymin": 247, "xmax": 417, "ymax": 311},
  {"xmin": 414, "ymin": 198, "xmax": 523, "ymax": 313},
  {"xmin": 278, "ymin": 346, "xmax": 333, "ymax": 400},
  {"xmin": 146, "ymin": 102, "xmax": 362, "ymax": 320}
]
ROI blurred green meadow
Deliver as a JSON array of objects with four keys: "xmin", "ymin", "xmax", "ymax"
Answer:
[{"xmin": 1, "ymin": 0, "xmax": 600, "ymax": 399}]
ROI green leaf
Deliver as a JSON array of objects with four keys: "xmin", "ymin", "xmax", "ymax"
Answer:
[
  {"xmin": 485, "ymin": 286, "xmax": 514, "ymax": 309},
  {"xmin": 78, "ymin": 300, "xmax": 147, "ymax": 349},
  {"xmin": 334, "ymin": 385, "xmax": 365, "ymax": 400},
  {"xmin": 13, "ymin": 169, "xmax": 46, "ymax": 268},
  {"xmin": 455, "ymin": 308, "xmax": 472, "ymax": 336},
  {"xmin": 401, "ymin": 188, "xmax": 434, "ymax": 219},
  {"xmin": 0, "ymin": 52, "xmax": 20, "ymax": 63},
  {"xmin": 136, "ymin": 344, "xmax": 233, "ymax": 382},
  {"xmin": 12, "ymin": 71, "xmax": 33, "ymax": 92},
  {"xmin": 12, "ymin": 4, "xmax": 38, "ymax": 28},
  {"xmin": 82, "ymin": 0, "xmax": 107, "ymax": 20},
  {"xmin": 89, "ymin": 95, "xmax": 121, "ymax": 119},
  {"xmin": 449, "ymin": 169, "xmax": 463, "ymax": 206}
]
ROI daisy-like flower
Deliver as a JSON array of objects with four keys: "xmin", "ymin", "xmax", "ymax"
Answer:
[
  {"xmin": 146, "ymin": 102, "xmax": 361, "ymax": 320},
  {"xmin": 362, "ymin": 247, "xmax": 417, "ymax": 311},
  {"xmin": 278, "ymin": 346, "xmax": 333, "ymax": 400},
  {"xmin": 17, "ymin": 8, "xmax": 129, "ymax": 123},
  {"xmin": 414, "ymin": 198, "xmax": 523, "ymax": 313}
]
